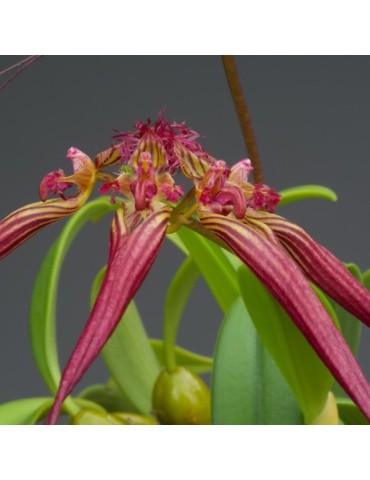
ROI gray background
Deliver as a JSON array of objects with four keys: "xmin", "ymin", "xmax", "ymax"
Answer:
[{"xmin": 0, "ymin": 56, "xmax": 369, "ymax": 404}]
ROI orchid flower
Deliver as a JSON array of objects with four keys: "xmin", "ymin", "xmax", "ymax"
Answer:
[
  {"xmin": 0, "ymin": 147, "xmax": 96, "ymax": 261},
  {"xmin": 1, "ymin": 115, "xmax": 370, "ymax": 424}
]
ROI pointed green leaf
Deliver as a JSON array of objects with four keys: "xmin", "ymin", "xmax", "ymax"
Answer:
[
  {"xmin": 30, "ymin": 197, "xmax": 115, "ymax": 395},
  {"xmin": 238, "ymin": 265, "xmax": 336, "ymax": 423},
  {"xmin": 310, "ymin": 283, "xmax": 342, "ymax": 329},
  {"xmin": 90, "ymin": 267, "xmax": 161, "ymax": 415},
  {"xmin": 278, "ymin": 185, "xmax": 337, "ymax": 207},
  {"xmin": 331, "ymin": 264, "xmax": 364, "ymax": 397},
  {"xmin": 0, "ymin": 397, "xmax": 54, "ymax": 425},
  {"xmin": 337, "ymin": 397, "xmax": 369, "ymax": 425},
  {"xmin": 163, "ymin": 257, "xmax": 200, "ymax": 371},
  {"xmin": 0, "ymin": 396, "xmax": 107, "ymax": 425},
  {"xmin": 176, "ymin": 227, "xmax": 239, "ymax": 313},
  {"xmin": 166, "ymin": 231, "xmax": 189, "ymax": 255},
  {"xmin": 362, "ymin": 268, "xmax": 370, "ymax": 289},
  {"xmin": 212, "ymin": 297, "xmax": 302, "ymax": 425},
  {"xmin": 331, "ymin": 263, "xmax": 362, "ymax": 354},
  {"xmin": 150, "ymin": 339, "xmax": 213, "ymax": 374}
]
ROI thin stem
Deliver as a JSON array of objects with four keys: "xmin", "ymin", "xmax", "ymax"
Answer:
[
  {"xmin": 0, "ymin": 55, "xmax": 43, "ymax": 91},
  {"xmin": 170, "ymin": 187, "xmax": 195, "ymax": 222},
  {"xmin": 221, "ymin": 55, "xmax": 264, "ymax": 184}
]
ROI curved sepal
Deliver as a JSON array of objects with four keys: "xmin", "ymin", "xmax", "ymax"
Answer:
[
  {"xmin": 199, "ymin": 210, "xmax": 370, "ymax": 421},
  {"xmin": 258, "ymin": 212, "xmax": 370, "ymax": 327},
  {"xmin": 0, "ymin": 198, "xmax": 82, "ymax": 260},
  {"xmin": 46, "ymin": 207, "xmax": 170, "ymax": 424},
  {"xmin": 0, "ymin": 148, "xmax": 96, "ymax": 261}
]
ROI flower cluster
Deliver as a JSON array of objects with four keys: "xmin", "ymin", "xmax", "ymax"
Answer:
[{"xmin": 0, "ymin": 115, "xmax": 369, "ymax": 424}]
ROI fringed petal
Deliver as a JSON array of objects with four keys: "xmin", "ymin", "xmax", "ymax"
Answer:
[
  {"xmin": 46, "ymin": 206, "xmax": 171, "ymax": 424},
  {"xmin": 199, "ymin": 210, "xmax": 370, "ymax": 420}
]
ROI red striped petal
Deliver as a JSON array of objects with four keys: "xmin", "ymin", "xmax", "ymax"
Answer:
[
  {"xmin": 0, "ymin": 198, "xmax": 82, "ymax": 261},
  {"xmin": 46, "ymin": 207, "xmax": 170, "ymax": 424},
  {"xmin": 257, "ymin": 212, "xmax": 370, "ymax": 327},
  {"xmin": 200, "ymin": 210, "xmax": 370, "ymax": 421}
]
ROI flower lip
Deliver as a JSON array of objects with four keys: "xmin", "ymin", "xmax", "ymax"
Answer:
[
  {"xmin": 39, "ymin": 170, "xmax": 72, "ymax": 201},
  {"xmin": 248, "ymin": 184, "xmax": 281, "ymax": 212},
  {"xmin": 39, "ymin": 147, "xmax": 96, "ymax": 203}
]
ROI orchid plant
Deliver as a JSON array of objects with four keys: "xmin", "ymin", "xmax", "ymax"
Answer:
[{"xmin": 0, "ymin": 56, "xmax": 369, "ymax": 425}]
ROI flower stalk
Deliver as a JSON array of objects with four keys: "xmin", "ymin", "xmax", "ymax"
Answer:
[{"xmin": 221, "ymin": 55, "xmax": 264, "ymax": 183}]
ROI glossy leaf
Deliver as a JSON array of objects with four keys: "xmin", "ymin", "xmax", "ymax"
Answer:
[
  {"xmin": 150, "ymin": 339, "xmax": 213, "ymax": 374},
  {"xmin": 310, "ymin": 283, "xmax": 342, "ymax": 329},
  {"xmin": 166, "ymin": 231, "xmax": 189, "ymax": 255},
  {"xmin": 362, "ymin": 268, "xmax": 370, "ymax": 289},
  {"xmin": 326, "ymin": 263, "xmax": 362, "ymax": 354},
  {"xmin": 331, "ymin": 264, "xmax": 365, "ymax": 397},
  {"xmin": 238, "ymin": 265, "xmax": 336, "ymax": 423},
  {"xmin": 91, "ymin": 267, "xmax": 161, "ymax": 415},
  {"xmin": 212, "ymin": 297, "xmax": 302, "ymax": 425},
  {"xmin": 176, "ymin": 227, "xmax": 239, "ymax": 312},
  {"xmin": 278, "ymin": 184, "xmax": 337, "ymax": 207},
  {"xmin": 0, "ymin": 397, "xmax": 54, "ymax": 425},
  {"xmin": 163, "ymin": 257, "xmax": 200, "ymax": 371},
  {"xmin": 30, "ymin": 197, "xmax": 115, "ymax": 395},
  {"xmin": 337, "ymin": 397, "xmax": 369, "ymax": 425},
  {"xmin": 0, "ymin": 396, "xmax": 107, "ymax": 425}
]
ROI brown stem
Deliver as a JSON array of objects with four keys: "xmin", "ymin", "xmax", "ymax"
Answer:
[{"xmin": 221, "ymin": 55, "xmax": 264, "ymax": 184}]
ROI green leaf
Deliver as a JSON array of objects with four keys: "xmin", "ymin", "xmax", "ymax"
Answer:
[
  {"xmin": 163, "ymin": 257, "xmax": 200, "ymax": 371},
  {"xmin": 78, "ymin": 384, "xmax": 138, "ymax": 413},
  {"xmin": 278, "ymin": 185, "xmax": 337, "ymax": 207},
  {"xmin": 0, "ymin": 396, "xmax": 108, "ymax": 425},
  {"xmin": 212, "ymin": 297, "xmax": 302, "ymax": 425},
  {"xmin": 238, "ymin": 265, "xmax": 335, "ymax": 424},
  {"xmin": 332, "ymin": 263, "xmax": 362, "ymax": 354},
  {"xmin": 0, "ymin": 397, "xmax": 54, "ymax": 425},
  {"xmin": 362, "ymin": 268, "xmax": 370, "ymax": 289},
  {"xmin": 30, "ymin": 197, "xmax": 115, "ymax": 396},
  {"xmin": 176, "ymin": 227, "xmax": 239, "ymax": 313},
  {"xmin": 331, "ymin": 264, "xmax": 364, "ymax": 397},
  {"xmin": 91, "ymin": 267, "xmax": 161, "ymax": 415},
  {"xmin": 310, "ymin": 283, "xmax": 341, "ymax": 330},
  {"xmin": 337, "ymin": 397, "xmax": 369, "ymax": 425},
  {"xmin": 166, "ymin": 232, "xmax": 189, "ymax": 255},
  {"xmin": 150, "ymin": 339, "xmax": 213, "ymax": 374}
]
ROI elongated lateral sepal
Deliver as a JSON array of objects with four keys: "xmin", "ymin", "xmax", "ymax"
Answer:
[
  {"xmin": 199, "ymin": 210, "xmax": 370, "ymax": 421},
  {"xmin": 258, "ymin": 213, "xmax": 370, "ymax": 327},
  {"xmin": 0, "ymin": 198, "xmax": 82, "ymax": 261},
  {"xmin": 46, "ymin": 207, "xmax": 171, "ymax": 424}
]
